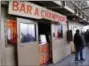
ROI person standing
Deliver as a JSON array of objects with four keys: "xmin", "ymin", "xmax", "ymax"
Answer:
[
  {"xmin": 74, "ymin": 29, "xmax": 85, "ymax": 62},
  {"xmin": 85, "ymin": 29, "xmax": 89, "ymax": 47}
]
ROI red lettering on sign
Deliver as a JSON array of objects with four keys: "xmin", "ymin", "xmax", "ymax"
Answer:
[
  {"xmin": 45, "ymin": 11, "xmax": 48, "ymax": 18},
  {"xmin": 58, "ymin": 16, "xmax": 61, "ymax": 21},
  {"xmin": 12, "ymin": 1, "xmax": 19, "ymax": 11},
  {"xmin": 58, "ymin": 16, "xmax": 66, "ymax": 22},
  {"xmin": 48, "ymin": 12, "xmax": 52, "ymax": 18},
  {"xmin": 52, "ymin": 13, "xmax": 55, "ymax": 20},
  {"xmin": 61, "ymin": 17, "xmax": 65, "ymax": 22},
  {"xmin": 27, "ymin": 5, "xmax": 32, "ymax": 15},
  {"xmin": 55, "ymin": 16, "xmax": 58, "ymax": 21},
  {"xmin": 34, "ymin": 8, "xmax": 39, "ymax": 16},
  {"xmin": 11, "ymin": 1, "xmax": 66, "ymax": 22},
  {"xmin": 19, "ymin": 3, "xmax": 25, "ymax": 13},
  {"xmin": 41, "ymin": 10, "xmax": 45, "ymax": 18}
]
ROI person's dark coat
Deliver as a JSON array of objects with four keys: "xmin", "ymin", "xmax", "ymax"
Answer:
[
  {"xmin": 74, "ymin": 33, "xmax": 84, "ymax": 50},
  {"xmin": 85, "ymin": 30, "xmax": 89, "ymax": 43},
  {"xmin": 86, "ymin": 31, "xmax": 89, "ymax": 43}
]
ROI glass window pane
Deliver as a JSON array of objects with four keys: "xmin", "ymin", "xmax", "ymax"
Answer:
[
  {"xmin": 20, "ymin": 23, "xmax": 28, "ymax": 36},
  {"xmin": 52, "ymin": 24, "xmax": 63, "ymax": 39},
  {"xmin": 20, "ymin": 23, "xmax": 36, "ymax": 43},
  {"xmin": 28, "ymin": 24, "xmax": 36, "ymax": 41},
  {"xmin": 28, "ymin": 24, "xmax": 35, "ymax": 38}
]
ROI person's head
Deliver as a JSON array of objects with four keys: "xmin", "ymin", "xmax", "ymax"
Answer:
[{"xmin": 76, "ymin": 29, "xmax": 80, "ymax": 34}]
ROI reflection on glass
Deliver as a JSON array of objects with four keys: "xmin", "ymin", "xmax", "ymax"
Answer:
[
  {"xmin": 20, "ymin": 23, "xmax": 36, "ymax": 43},
  {"xmin": 57, "ymin": 25, "xmax": 63, "ymax": 38},
  {"xmin": 28, "ymin": 24, "xmax": 35, "ymax": 38},
  {"xmin": 5, "ymin": 19, "xmax": 17, "ymax": 45},
  {"xmin": 7, "ymin": 28, "xmax": 11, "ymax": 40},
  {"xmin": 53, "ymin": 24, "xmax": 63, "ymax": 39},
  {"xmin": 7, "ymin": 28, "xmax": 11, "ymax": 44}
]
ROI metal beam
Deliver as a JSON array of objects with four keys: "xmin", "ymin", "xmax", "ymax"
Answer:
[{"xmin": 82, "ymin": 7, "xmax": 89, "ymax": 10}]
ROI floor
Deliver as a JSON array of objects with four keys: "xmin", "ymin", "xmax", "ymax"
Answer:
[{"xmin": 47, "ymin": 47, "xmax": 89, "ymax": 66}]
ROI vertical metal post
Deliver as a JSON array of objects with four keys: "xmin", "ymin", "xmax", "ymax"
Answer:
[{"xmin": 67, "ymin": 20, "xmax": 69, "ymax": 30}]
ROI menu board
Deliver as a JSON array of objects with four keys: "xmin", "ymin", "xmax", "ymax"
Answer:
[
  {"xmin": 39, "ymin": 44, "xmax": 49, "ymax": 65},
  {"xmin": 39, "ymin": 34, "xmax": 49, "ymax": 65}
]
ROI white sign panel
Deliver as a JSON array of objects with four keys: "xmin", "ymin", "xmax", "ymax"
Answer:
[{"xmin": 9, "ymin": 1, "xmax": 66, "ymax": 23}]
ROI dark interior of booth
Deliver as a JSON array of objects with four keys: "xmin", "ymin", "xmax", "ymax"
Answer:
[
  {"xmin": 38, "ymin": 19, "xmax": 53, "ymax": 64},
  {"xmin": 38, "ymin": 22, "xmax": 51, "ymax": 43}
]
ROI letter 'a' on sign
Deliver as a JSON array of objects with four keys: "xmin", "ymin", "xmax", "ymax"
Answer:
[
  {"xmin": 34, "ymin": 8, "xmax": 39, "ymax": 16},
  {"xmin": 9, "ymin": 1, "xmax": 66, "ymax": 23}
]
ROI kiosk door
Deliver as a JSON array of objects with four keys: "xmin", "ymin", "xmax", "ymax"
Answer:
[{"xmin": 17, "ymin": 18, "xmax": 39, "ymax": 66}]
